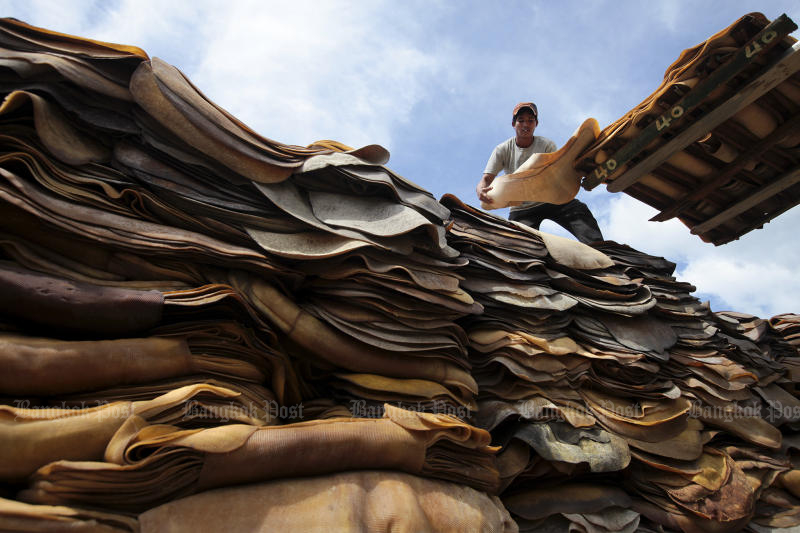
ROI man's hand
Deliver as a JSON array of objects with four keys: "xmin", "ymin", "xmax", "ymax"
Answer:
[
  {"xmin": 476, "ymin": 173, "xmax": 495, "ymax": 204},
  {"xmin": 477, "ymin": 185, "xmax": 493, "ymax": 204}
]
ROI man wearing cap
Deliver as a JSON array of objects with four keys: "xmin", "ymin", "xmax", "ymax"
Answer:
[{"xmin": 477, "ymin": 102, "xmax": 603, "ymax": 244}]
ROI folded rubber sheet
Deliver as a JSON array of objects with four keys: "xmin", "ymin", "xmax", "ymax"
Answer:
[
  {"xmin": 21, "ymin": 405, "xmax": 499, "ymax": 512},
  {"xmin": 0, "ymin": 384, "xmax": 276, "ymax": 482},
  {"xmin": 0, "ymin": 497, "xmax": 138, "ymax": 533},
  {"xmin": 138, "ymin": 471, "xmax": 515, "ymax": 533},
  {"xmin": 483, "ymin": 118, "xmax": 601, "ymax": 209},
  {"xmin": 0, "ymin": 261, "xmax": 163, "ymax": 336}
]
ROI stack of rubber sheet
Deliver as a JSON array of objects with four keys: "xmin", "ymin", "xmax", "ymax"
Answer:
[
  {"xmin": 771, "ymin": 315, "xmax": 800, "ymax": 384},
  {"xmin": 0, "ymin": 17, "xmax": 480, "ymax": 415},
  {"xmin": 1, "ymin": 16, "xmax": 799, "ymax": 533},
  {"xmin": 0, "ymin": 17, "xmax": 501, "ymax": 533},
  {"xmin": 253, "ymin": 152, "xmax": 480, "ymax": 418},
  {"xmin": 442, "ymin": 195, "xmax": 800, "ymax": 533},
  {"xmin": 576, "ymin": 12, "xmax": 800, "ymax": 245},
  {"xmin": 771, "ymin": 314, "xmax": 800, "ymax": 348}
]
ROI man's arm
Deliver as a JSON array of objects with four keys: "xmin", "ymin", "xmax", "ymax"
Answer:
[
  {"xmin": 479, "ymin": 140, "xmax": 508, "ymax": 205},
  {"xmin": 476, "ymin": 173, "xmax": 496, "ymax": 204}
]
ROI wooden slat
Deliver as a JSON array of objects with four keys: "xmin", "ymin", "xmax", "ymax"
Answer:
[
  {"xmin": 691, "ymin": 164, "xmax": 800, "ymax": 236},
  {"xmin": 709, "ymin": 192, "xmax": 800, "ymax": 245},
  {"xmin": 714, "ymin": 126, "xmax": 797, "ymax": 173},
  {"xmin": 649, "ymin": 110, "xmax": 800, "ymax": 222},
  {"xmin": 606, "ymin": 40, "xmax": 800, "ymax": 193}
]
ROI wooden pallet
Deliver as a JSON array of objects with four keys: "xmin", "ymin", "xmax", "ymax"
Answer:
[{"xmin": 578, "ymin": 14, "xmax": 800, "ymax": 245}]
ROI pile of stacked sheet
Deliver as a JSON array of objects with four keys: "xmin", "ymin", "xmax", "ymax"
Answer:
[
  {"xmin": 771, "ymin": 314, "xmax": 800, "ymax": 394},
  {"xmin": 771, "ymin": 314, "xmax": 800, "ymax": 350},
  {"xmin": 255, "ymin": 152, "xmax": 480, "ymax": 418},
  {"xmin": 0, "ymin": 16, "xmax": 799, "ymax": 533},
  {"xmin": 441, "ymin": 196, "xmax": 800, "ymax": 533},
  {"xmin": 0, "ymin": 18, "xmax": 507, "ymax": 533}
]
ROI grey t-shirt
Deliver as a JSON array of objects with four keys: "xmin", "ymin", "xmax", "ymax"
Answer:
[{"xmin": 483, "ymin": 135, "xmax": 557, "ymax": 211}]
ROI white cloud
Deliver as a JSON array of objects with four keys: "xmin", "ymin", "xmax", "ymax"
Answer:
[
  {"xmin": 653, "ymin": 1, "xmax": 682, "ymax": 33},
  {"xmin": 84, "ymin": 1, "xmax": 209, "ymax": 65},
  {"xmin": 602, "ymin": 195, "xmax": 800, "ymax": 318},
  {"xmin": 0, "ymin": 0, "xmax": 89, "ymax": 35},
  {"xmin": 682, "ymin": 256, "xmax": 798, "ymax": 317},
  {"xmin": 0, "ymin": 0, "xmax": 214, "ymax": 72},
  {"xmin": 186, "ymin": 1, "xmax": 444, "ymax": 149},
  {"xmin": 2, "ymin": 0, "xmax": 448, "ymax": 149},
  {"xmin": 602, "ymin": 195, "xmax": 707, "ymax": 262}
]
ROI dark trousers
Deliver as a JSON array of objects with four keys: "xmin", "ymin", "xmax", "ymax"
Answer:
[{"xmin": 508, "ymin": 199, "xmax": 603, "ymax": 244}]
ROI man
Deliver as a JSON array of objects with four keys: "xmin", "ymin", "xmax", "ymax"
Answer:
[{"xmin": 477, "ymin": 102, "xmax": 603, "ymax": 244}]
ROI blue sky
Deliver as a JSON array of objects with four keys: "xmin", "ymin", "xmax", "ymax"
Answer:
[{"xmin": 2, "ymin": 0, "xmax": 799, "ymax": 317}]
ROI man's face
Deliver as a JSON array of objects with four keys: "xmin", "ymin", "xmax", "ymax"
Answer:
[{"xmin": 514, "ymin": 110, "xmax": 537, "ymax": 141}]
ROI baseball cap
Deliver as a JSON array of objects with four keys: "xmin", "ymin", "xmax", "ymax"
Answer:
[{"xmin": 512, "ymin": 102, "xmax": 538, "ymax": 125}]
